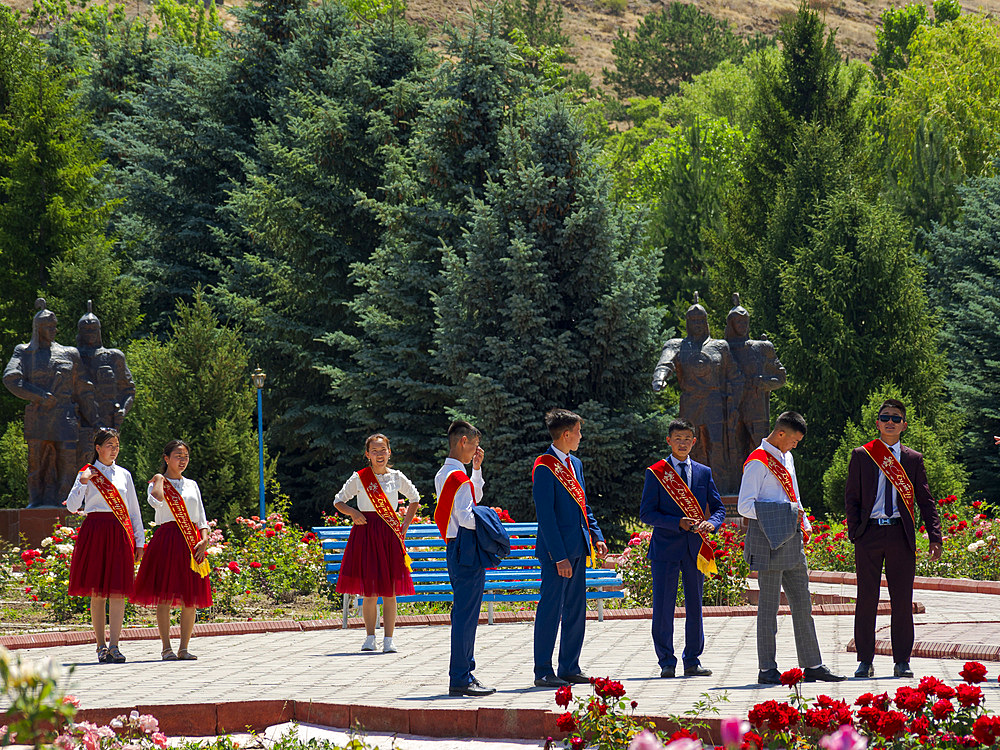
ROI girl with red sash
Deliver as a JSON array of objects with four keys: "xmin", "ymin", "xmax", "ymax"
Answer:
[
  {"xmin": 66, "ymin": 428, "xmax": 145, "ymax": 664},
  {"xmin": 333, "ymin": 434, "xmax": 419, "ymax": 653},
  {"xmin": 132, "ymin": 439, "xmax": 212, "ymax": 661}
]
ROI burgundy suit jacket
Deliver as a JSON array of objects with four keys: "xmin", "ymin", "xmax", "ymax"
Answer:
[{"xmin": 844, "ymin": 443, "xmax": 943, "ymax": 550}]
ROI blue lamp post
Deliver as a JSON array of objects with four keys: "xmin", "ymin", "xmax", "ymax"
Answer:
[{"xmin": 251, "ymin": 367, "xmax": 267, "ymax": 520}]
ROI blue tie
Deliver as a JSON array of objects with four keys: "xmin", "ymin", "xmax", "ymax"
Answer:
[{"xmin": 679, "ymin": 461, "xmax": 689, "ymax": 487}]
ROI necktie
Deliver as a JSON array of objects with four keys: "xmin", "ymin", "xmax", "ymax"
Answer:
[
  {"xmin": 565, "ymin": 457, "xmax": 575, "ymax": 479},
  {"xmin": 885, "ymin": 448, "xmax": 896, "ymax": 517},
  {"xmin": 680, "ymin": 461, "xmax": 689, "ymax": 487}
]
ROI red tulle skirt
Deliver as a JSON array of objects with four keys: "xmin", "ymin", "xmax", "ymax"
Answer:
[
  {"xmin": 132, "ymin": 522, "xmax": 213, "ymax": 608},
  {"xmin": 67, "ymin": 512, "xmax": 135, "ymax": 598},
  {"xmin": 336, "ymin": 512, "xmax": 415, "ymax": 598}
]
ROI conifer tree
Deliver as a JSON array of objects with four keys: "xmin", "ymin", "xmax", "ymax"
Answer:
[
  {"xmin": 434, "ymin": 96, "xmax": 663, "ymax": 533},
  {"xmin": 346, "ymin": 22, "xmax": 521, "ymax": 483},
  {"xmin": 925, "ymin": 173, "xmax": 1000, "ymax": 500}
]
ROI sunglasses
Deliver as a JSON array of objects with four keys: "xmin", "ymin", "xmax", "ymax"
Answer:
[{"xmin": 878, "ymin": 414, "xmax": 904, "ymax": 424}]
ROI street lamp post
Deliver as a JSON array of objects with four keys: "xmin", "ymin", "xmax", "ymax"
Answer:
[{"xmin": 251, "ymin": 367, "xmax": 267, "ymax": 521}]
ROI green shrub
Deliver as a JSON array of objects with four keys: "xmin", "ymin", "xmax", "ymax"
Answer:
[{"xmin": 0, "ymin": 421, "xmax": 27, "ymax": 509}]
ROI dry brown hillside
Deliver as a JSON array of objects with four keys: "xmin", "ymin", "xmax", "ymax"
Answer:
[{"xmin": 5, "ymin": 0, "xmax": 999, "ymax": 86}]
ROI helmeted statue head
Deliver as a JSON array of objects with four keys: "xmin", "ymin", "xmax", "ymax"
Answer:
[
  {"xmin": 30, "ymin": 298, "xmax": 58, "ymax": 348},
  {"xmin": 725, "ymin": 292, "xmax": 750, "ymax": 340},
  {"xmin": 686, "ymin": 292, "xmax": 710, "ymax": 341},
  {"xmin": 77, "ymin": 300, "xmax": 103, "ymax": 349}
]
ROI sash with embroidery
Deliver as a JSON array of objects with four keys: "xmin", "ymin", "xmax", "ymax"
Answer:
[
  {"xmin": 743, "ymin": 448, "xmax": 809, "ymax": 543},
  {"xmin": 532, "ymin": 454, "xmax": 596, "ymax": 567},
  {"xmin": 648, "ymin": 460, "xmax": 717, "ymax": 576},
  {"xmin": 358, "ymin": 467, "xmax": 413, "ymax": 571},
  {"xmin": 83, "ymin": 464, "xmax": 135, "ymax": 555},
  {"xmin": 434, "ymin": 470, "xmax": 474, "ymax": 540},
  {"xmin": 160, "ymin": 478, "xmax": 210, "ymax": 578},
  {"xmin": 862, "ymin": 440, "xmax": 916, "ymax": 524}
]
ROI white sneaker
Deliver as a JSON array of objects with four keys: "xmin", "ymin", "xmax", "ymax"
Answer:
[
  {"xmin": 383, "ymin": 637, "xmax": 397, "ymax": 654},
  {"xmin": 361, "ymin": 635, "xmax": 377, "ymax": 651}
]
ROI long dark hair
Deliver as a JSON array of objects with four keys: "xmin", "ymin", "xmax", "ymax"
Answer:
[
  {"xmin": 91, "ymin": 428, "xmax": 120, "ymax": 464},
  {"xmin": 160, "ymin": 439, "xmax": 191, "ymax": 473}
]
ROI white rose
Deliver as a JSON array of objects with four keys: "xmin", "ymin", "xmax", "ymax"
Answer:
[
  {"xmin": 207, "ymin": 546, "xmax": 223, "ymax": 556},
  {"xmin": 56, "ymin": 544, "xmax": 73, "ymax": 555},
  {"xmin": 41, "ymin": 538, "xmax": 53, "ymax": 548},
  {"xmin": 56, "ymin": 526, "xmax": 73, "ymax": 538},
  {"xmin": 967, "ymin": 540, "xmax": 986, "ymax": 552}
]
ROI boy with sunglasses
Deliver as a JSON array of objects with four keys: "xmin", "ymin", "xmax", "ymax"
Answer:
[{"xmin": 845, "ymin": 399, "xmax": 942, "ymax": 679}]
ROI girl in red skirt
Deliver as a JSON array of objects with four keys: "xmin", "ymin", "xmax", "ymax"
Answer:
[
  {"xmin": 132, "ymin": 439, "xmax": 211, "ymax": 661},
  {"xmin": 334, "ymin": 434, "xmax": 420, "ymax": 653},
  {"xmin": 66, "ymin": 428, "xmax": 145, "ymax": 664}
]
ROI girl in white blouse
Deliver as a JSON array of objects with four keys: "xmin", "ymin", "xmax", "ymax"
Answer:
[
  {"xmin": 66, "ymin": 428, "xmax": 145, "ymax": 664},
  {"xmin": 132, "ymin": 439, "xmax": 212, "ymax": 660},
  {"xmin": 333, "ymin": 433, "xmax": 420, "ymax": 653}
]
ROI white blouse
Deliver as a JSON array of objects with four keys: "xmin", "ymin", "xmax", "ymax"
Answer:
[
  {"xmin": 334, "ymin": 469, "xmax": 419, "ymax": 513},
  {"xmin": 147, "ymin": 476, "xmax": 209, "ymax": 529},
  {"xmin": 65, "ymin": 461, "xmax": 146, "ymax": 548}
]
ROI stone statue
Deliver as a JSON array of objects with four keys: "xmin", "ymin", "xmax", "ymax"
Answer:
[
  {"xmin": 75, "ymin": 301, "xmax": 136, "ymax": 469},
  {"xmin": 3, "ymin": 299, "xmax": 96, "ymax": 507},
  {"xmin": 724, "ymin": 294, "xmax": 787, "ymax": 467},
  {"xmin": 652, "ymin": 293, "xmax": 744, "ymax": 492}
]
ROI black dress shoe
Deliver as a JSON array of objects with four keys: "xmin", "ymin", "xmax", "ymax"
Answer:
[
  {"xmin": 894, "ymin": 662, "xmax": 914, "ymax": 678},
  {"xmin": 560, "ymin": 673, "xmax": 591, "ymax": 685},
  {"xmin": 660, "ymin": 666, "xmax": 675, "ymax": 678},
  {"xmin": 804, "ymin": 665, "xmax": 846, "ymax": 682},
  {"xmin": 758, "ymin": 668, "xmax": 781, "ymax": 684},
  {"xmin": 855, "ymin": 662, "xmax": 874, "ymax": 678},
  {"xmin": 684, "ymin": 665, "xmax": 713, "ymax": 677},
  {"xmin": 533, "ymin": 674, "xmax": 570, "ymax": 688},
  {"xmin": 450, "ymin": 678, "xmax": 497, "ymax": 696}
]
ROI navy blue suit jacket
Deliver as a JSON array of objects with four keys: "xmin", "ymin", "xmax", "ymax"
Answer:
[
  {"xmin": 639, "ymin": 458, "xmax": 725, "ymax": 562},
  {"xmin": 533, "ymin": 448, "xmax": 605, "ymax": 563}
]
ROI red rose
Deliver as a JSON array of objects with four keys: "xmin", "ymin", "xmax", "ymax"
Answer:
[
  {"xmin": 227, "ymin": 561, "xmax": 241, "ymax": 573},
  {"xmin": 670, "ymin": 729, "xmax": 699, "ymax": 741},
  {"xmin": 587, "ymin": 699, "xmax": 607, "ymax": 716},
  {"xmin": 554, "ymin": 686, "xmax": 572, "ymax": 708},
  {"xmin": 854, "ymin": 693, "xmax": 876, "ymax": 707},
  {"xmin": 741, "ymin": 731, "xmax": 763, "ymax": 750},
  {"xmin": 932, "ymin": 699, "xmax": 954, "ymax": 719},
  {"xmin": 972, "ymin": 716, "xmax": 1000, "ymax": 746},
  {"xmin": 570, "ymin": 738, "xmax": 585, "ymax": 750},
  {"xmin": 249, "ymin": 561, "xmax": 262, "ymax": 569},
  {"xmin": 959, "ymin": 661, "xmax": 988, "ymax": 684},
  {"xmin": 804, "ymin": 708, "xmax": 834, "ymax": 730},
  {"xmin": 935, "ymin": 684, "xmax": 956, "ymax": 699},
  {"xmin": 780, "ymin": 668, "xmax": 804, "ymax": 686},
  {"xmin": 856, "ymin": 707, "xmax": 882, "ymax": 731},
  {"xmin": 956, "ymin": 683, "xmax": 983, "ymax": 707},
  {"xmin": 630, "ymin": 700, "xmax": 638, "ymax": 710},
  {"xmin": 265, "ymin": 528, "xmax": 276, "ymax": 538},
  {"xmin": 268, "ymin": 564, "xmax": 276, "ymax": 571},
  {"xmin": 876, "ymin": 710, "xmax": 907, "ymax": 739},
  {"xmin": 274, "ymin": 522, "xmax": 283, "ymax": 532},
  {"xmin": 917, "ymin": 676, "xmax": 947, "ymax": 696},
  {"xmin": 909, "ymin": 715, "xmax": 930, "ymax": 737},
  {"xmin": 556, "ymin": 712, "xmax": 576, "ymax": 732},
  {"xmin": 894, "ymin": 686, "xmax": 926, "ymax": 712}
]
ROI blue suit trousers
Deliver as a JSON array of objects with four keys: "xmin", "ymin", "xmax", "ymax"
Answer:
[
  {"xmin": 651, "ymin": 555, "xmax": 705, "ymax": 670},
  {"xmin": 447, "ymin": 534, "xmax": 485, "ymax": 688},
  {"xmin": 533, "ymin": 554, "xmax": 586, "ymax": 679}
]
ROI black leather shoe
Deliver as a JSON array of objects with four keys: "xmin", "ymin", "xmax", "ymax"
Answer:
[
  {"xmin": 450, "ymin": 678, "xmax": 496, "ymax": 696},
  {"xmin": 560, "ymin": 673, "xmax": 591, "ymax": 684},
  {"xmin": 684, "ymin": 665, "xmax": 713, "ymax": 677},
  {"xmin": 855, "ymin": 662, "xmax": 874, "ymax": 678},
  {"xmin": 534, "ymin": 674, "xmax": 569, "ymax": 688},
  {"xmin": 894, "ymin": 662, "xmax": 914, "ymax": 678},
  {"xmin": 758, "ymin": 668, "xmax": 781, "ymax": 684},
  {"xmin": 660, "ymin": 666, "xmax": 675, "ymax": 678},
  {"xmin": 804, "ymin": 665, "xmax": 846, "ymax": 682}
]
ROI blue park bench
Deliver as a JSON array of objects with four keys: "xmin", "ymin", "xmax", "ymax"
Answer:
[{"xmin": 312, "ymin": 522, "xmax": 624, "ymax": 627}]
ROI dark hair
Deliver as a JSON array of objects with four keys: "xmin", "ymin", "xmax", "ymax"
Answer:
[
  {"xmin": 774, "ymin": 411, "xmax": 807, "ymax": 436},
  {"xmin": 545, "ymin": 408, "xmax": 583, "ymax": 440},
  {"xmin": 668, "ymin": 417, "xmax": 696, "ymax": 436},
  {"xmin": 448, "ymin": 420, "xmax": 481, "ymax": 448},
  {"xmin": 364, "ymin": 433, "xmax": 392, "ymax": 468},
  {"xmin": 878, "ymin": 399, "xmax": 907, "ymax": 421},
  {"xmin": 91, "ymin": 427, "xmax": 120, "ymax": 464},
  {"xmin": 160, "ymin": 439, "xmax": 190, "ymax": 473}
]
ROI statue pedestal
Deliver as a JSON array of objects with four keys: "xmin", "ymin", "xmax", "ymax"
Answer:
[
  {"xmin": 721, "ymin": 495, "xmax": 740, "ymax": 522},
  {"xmin": 0, "ymin": 507, "xmax": 73, "ymax": 548}
]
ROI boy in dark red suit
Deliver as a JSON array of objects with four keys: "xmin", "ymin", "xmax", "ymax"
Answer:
[{"xmin": 845, "ymin": 399, "xmax": 943, "ymax": 679}]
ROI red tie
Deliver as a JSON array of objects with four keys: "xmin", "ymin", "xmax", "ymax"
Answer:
[{"xmin": 565, "ymin": 457, "xmax": 575, "ymax": 479}]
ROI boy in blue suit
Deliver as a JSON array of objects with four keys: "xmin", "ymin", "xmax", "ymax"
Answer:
[
  {"xmin": 531, "ymin": 409, "xmax": 608, "ymax": 688},
  {"xmin": 639, "ymin": 417, "xmax": 725, "ymax": 678}
]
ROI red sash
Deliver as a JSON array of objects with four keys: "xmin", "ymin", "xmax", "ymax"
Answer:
[
  {"xmin": 434, "ymin": 470, "xmax": 473, "ymax": 540},
  {"xmin": 862, "ymin": 440, "xmax": 915, "ymax": 524},
  {"xmin": 743, "ymin": 448, "xmax": 809, "ymax": 543},
  {"xmin": 358, "ymin": 467, "xmax": 412, "ymax": 571},
  {"xmin": 83, "ymin": 464, "xmax": 135, "ymax": 555},
  {"xmin": 532, "ymin": 454, "xmax": 596, "ymax": 566},
  {"xmin": 161, "ymin": 478, "xmax": 210, "ymax": 578},
  {"xmin": 648, "ymin": 460, "xmax": 717, "ymax": 576}
]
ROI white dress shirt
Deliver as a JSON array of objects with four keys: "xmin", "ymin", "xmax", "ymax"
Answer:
[
  {"xmin": 66, "ymin": 461, "xmax": 146, "ymax": 548},
  {"xmin": 737, "ymin": 439, "xmax": 811, "ymax": 533},
  {"xmin": 669, "ymin": 455, "xmax": 692, "ymax": 485},
  {"xmin": 147, "ymin": 476, "xmax": 209, "ymax": 529},
  {"xmin": 434, "ymin": 458, "xmax": 484, "ymax": 538},
  {"xmin": 334, "ymin": 469, "xmax": 419, "ymax": 513},
  {"xmin": 871, "ymin": 439, "xmax": 902, "ymax": 519}
]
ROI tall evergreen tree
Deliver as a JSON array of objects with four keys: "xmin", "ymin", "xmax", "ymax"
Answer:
[
  {"xmin": 925, "ymin": 172, "xmax": 1000, "ymax": 500},
  {"xmin": 345, "ymin": 22, "xmax": 521, "ymax": 483},
  {"xmin": 434, "ymin": 96, "xmax": 663, "ymax": 535}
]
